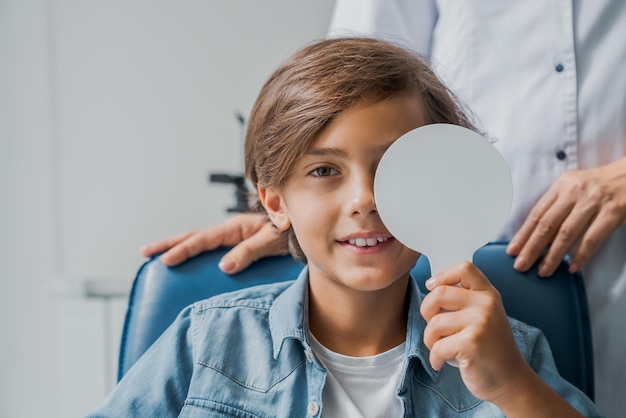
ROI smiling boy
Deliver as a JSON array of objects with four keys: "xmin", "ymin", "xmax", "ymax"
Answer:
[{"xmin": 89, "ymin": 37, "xmax": 602, "ymax": 417}]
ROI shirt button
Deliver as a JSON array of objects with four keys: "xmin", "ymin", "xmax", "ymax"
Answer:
[
  {"xmin": 307, "ymin": 401, "xmax": 320, "ymax": 416},
  {"xmin": 556, "ymin": 150, "xmax": 567, "ymax": 160},
  {"xmin": 555, "ymin": 63, "xmax": 564, "ymax": 72}
]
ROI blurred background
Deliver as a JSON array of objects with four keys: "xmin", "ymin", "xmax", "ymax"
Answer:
[{"xmin": 0, "ymin": 1, "xmax": 335, "ymax": 416}]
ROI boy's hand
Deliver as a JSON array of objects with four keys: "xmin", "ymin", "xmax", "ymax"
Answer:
[
  {"xmin": 140, "ymin": 213, "xmax": 288, "ymax": 274},
  {"xmin": 420, "ymin": 261, "xmax": 530, "ymax": 403}
]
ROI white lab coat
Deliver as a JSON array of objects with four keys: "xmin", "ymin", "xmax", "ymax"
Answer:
[{"xmin": 329, "ymin": 0, "xmax": 626, "ymax": 415}]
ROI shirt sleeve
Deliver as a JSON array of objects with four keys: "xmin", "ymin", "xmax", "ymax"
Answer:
[
  {"xmin": 521, "ymin": 323, "xmax": 606, "ymax": 417},
  {"xmin": 326, "ymin": 0, "xmax": 438, "ymax": 57},
  {"xmin": 86, "ymin": 305, "xmax": 197, "ymax": 417}
]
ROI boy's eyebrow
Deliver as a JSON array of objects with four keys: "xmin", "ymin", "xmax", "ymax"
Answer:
[
  {"xmin": 305, "ymin": 140, "xmax": 396, "ymax": 157},
  {"xmin": 305, "ymin": 147, "xmax": 347, "ymax": 157}
]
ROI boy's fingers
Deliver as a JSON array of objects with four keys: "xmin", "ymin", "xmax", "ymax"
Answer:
[
  {"xmin": 425, "ymin": 261, "xmax": 491, "ymax": 292},
  {"xmin": 422, "ymin": 310, "xmax": 465, "ymax": 350},
  {"xmin": 428, "ymin": 332, "xmax": 467, "ymax": 371},
  {"xmin": 420, "ymin": 285, "xmax": 468, "ymax": 321},
  {"xmin": 421, "ymin": 263, "xmax": 499, "ymax": 324}
]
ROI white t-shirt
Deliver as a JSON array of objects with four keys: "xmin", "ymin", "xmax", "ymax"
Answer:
[{"xmin": 308, "ymin": 331, "xmax": 405, "ymax": 418}]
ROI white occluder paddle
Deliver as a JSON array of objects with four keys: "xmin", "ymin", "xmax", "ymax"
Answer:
[{"xmin": 374, "ymin": 123, "xmax": 514, "ymax": 367}]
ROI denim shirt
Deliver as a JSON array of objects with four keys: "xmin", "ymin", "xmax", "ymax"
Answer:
[{"xmin": 89, "ymin": 267, "xmax": 603, "ymax": 417}]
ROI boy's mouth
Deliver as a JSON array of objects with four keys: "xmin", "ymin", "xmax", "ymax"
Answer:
[{"xmin": 346, "ymin": 237, "xmax": 390, "ymax": 247}]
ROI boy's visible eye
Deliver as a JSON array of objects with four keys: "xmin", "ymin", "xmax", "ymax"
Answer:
[{"xmin": 309, "ymin": 166, "xmax": 339, "ymax": 177}]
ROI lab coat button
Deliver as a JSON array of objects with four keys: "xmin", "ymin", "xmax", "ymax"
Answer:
[{"xmin": 307, "ymin": 401, "xmax": 320, "ymax": 416}]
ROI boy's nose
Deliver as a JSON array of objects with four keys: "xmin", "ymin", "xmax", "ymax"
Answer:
[{"xmin": 346, "ymin": 175, "xmax": 377, "ymax": 216}]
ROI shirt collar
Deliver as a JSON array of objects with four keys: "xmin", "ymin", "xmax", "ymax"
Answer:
[
  {"xmin": 268, "ymin": 265, "xmax": 438, "ymax": 380},
  {"xmin": 405, "ymin": 276, "xmax": 439, "ymax": 382},
  {"xmin": 269, "ymin": 266, "xmax": 311, "ymax": 359}
]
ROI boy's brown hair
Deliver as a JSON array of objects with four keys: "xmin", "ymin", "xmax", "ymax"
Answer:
[{"xmin": 244, "ymin": 37, "xmax": 474, "ymax": 263}]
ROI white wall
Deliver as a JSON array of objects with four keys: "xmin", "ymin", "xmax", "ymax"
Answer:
[
  {"xmin": 0, "ymin": 1, "xmax": 58, "ymax": 416},
  {"xmin": 0, "ymin": 1, "xmax": 335, "ymax": 416}
]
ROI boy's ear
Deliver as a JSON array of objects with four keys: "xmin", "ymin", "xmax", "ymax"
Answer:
[{"xmin": 258, "ymin": 187, "xmax": 291, "ymax": 231}]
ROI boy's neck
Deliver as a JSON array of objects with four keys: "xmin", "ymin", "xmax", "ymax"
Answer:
[{"xmin": 307, "ymin": 275, "xmax": 410, "ymax": 357}]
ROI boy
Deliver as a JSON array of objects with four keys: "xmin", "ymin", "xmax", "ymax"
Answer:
[{"xmin": 90, "ymin": 37, "xmax": 602, "ymax": 417}]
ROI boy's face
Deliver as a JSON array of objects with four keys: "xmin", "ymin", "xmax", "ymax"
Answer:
[{"xmin": 261, "ymin": 94, "xmax": 424, "ymax": 294}]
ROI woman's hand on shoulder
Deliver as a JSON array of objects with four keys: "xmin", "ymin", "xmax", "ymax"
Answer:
[{"xmin": 140, "ymin": 213, "xmax": 289, "ymax": 274}]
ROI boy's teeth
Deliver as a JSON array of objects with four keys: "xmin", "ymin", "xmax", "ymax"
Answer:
[{"xmin": 348, "ymin": 237, "xmax": 388, "ymax": 247}]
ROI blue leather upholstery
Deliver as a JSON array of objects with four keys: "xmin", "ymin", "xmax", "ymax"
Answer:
[{"xmin": 118, "ymin": 242, "xmax": 594, "ymax": 400}]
